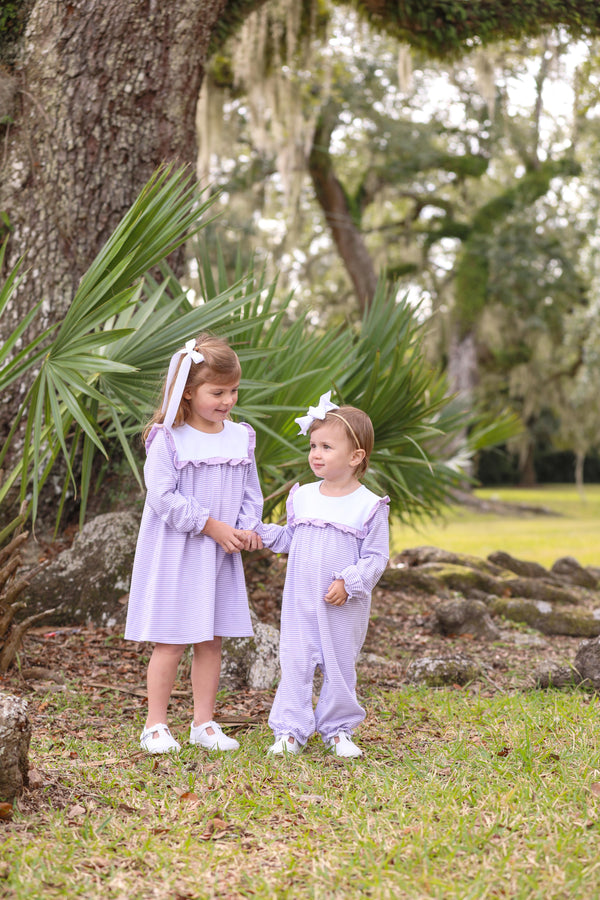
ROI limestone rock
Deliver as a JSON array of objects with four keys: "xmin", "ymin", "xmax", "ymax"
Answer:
[
  {"xmin": 221, "ymin": 612, "xmax": 280, "ymax": 690},
  {"xmin": 0, "ymin": 693, "xmax": 31, "ymax": 803},
  {"xmin": 23, "ymin": 511, "xmax": 140, "ymax": 627},
  {"xmin": 551, "ymin": 557, "xmax": 598, "ymax": 590},
  {"xmin": 574, "ymin": 637, "xmax": 600, "ymax": 691},
  {"xmin": 394, "ymin": 546, "xmax": 503, "ymax": 575},
  {"xmin": 434, "ymin": 597, "xmax": 500, "ymax": 641},
  {"xmin": 491, "ymin": 597, "xmax": 600, "ymax": 637},
  {"xmin": 406, "ymin": 654, "xmax": 481, "ymax": 687},
  {"xmin": 533, "ymin": 662, "xmax": 581, "ymax": 690},
  {"xmin": 487, "ymin": 550, "xmax": 548, "ymax": 579}
]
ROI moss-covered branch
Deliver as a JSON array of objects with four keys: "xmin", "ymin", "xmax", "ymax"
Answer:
[{"xmin": 346, "ymin": 0, "xmax": 600, "ymax": 57}]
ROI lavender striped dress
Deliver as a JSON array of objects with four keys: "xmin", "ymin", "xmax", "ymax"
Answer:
[
  {"xmin": 125, "ymin": 420, "xmax": 263, "ymax": 645},
  {"xmin": 257, "ymin": 481, "xmax": 389, "ymax": 744}
]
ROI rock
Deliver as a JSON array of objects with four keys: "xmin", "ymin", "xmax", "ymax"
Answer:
[
  {"xmin": 434, "ymin": 597, "xmax": 500, "ymax": 641},
  {"xmin": 0, "ymin": 693, "xmax": 31, "ymax": 803},
  {"xmin": 393, "ymin": 546, "xmax": 503, "ymax": 575},
  {"xmin": 386, "ymin": 548, "xmax": 592, "ymax": 609},
  {"xmin": 358, "ymin": 651, "xmax": 389, "ymax": 666},
  {"xmin": 499, "ymin": 630, "xmax": 548, "ymax": 649},
  {"xmin": 405, "ymin": 654, "xmax": 481, "ymax": 687},
  {"xmin": 491, "ymin": 597, "xmax": 600, "ymax": 637},
  {"xmin": 221, "ymin": 611, "xmax": 280, "ymax": 690},
  {"xmin": 379, "ymin": 566, "xmax": 451, "ymax": 597},
  {"xmin": 389, "ymin": 561, "xmax": 585, "ymax": 607},
  {"xmin": 533, "ymin": 662, "xmax": 581, "ymax": 689},
  {"xmin": 22, "ymin": 512, "xmax": 140, "ymax": 627},
  {"xmin": 551, "ymin": 557, "xmax": 598, "ymax": 590},
  {"xmin": 487, "ymin": 550, "xmax": 549, "ymax": 579},
  {"xmin": 574, "ymin": 638, "xmax": 600, "ymax": 691}
]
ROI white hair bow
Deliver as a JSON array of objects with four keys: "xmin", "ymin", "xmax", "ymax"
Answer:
[
  {"xmin": 161, "ymin": 339, "xmax": 205, "ymax": 428},
  {"xmin": 294, "ymin": 390, "xmax": 339, "ymax": 435}
]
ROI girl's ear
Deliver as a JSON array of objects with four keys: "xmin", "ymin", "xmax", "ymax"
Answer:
[
  {"xmin": 350, "ymin": 448, "xmax": 366, "ymax": 469},
  {"xmin": 183, "ymin": 388, "xmax": 191, "ymax": 400}
]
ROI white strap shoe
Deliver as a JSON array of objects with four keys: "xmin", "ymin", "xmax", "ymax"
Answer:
[
  {"xmin": 140, "ymin": 723, "xmax": 181, "ymax": 754},
  {"xmin": 189, "ymin": 720, "xmax": 239, "ymax": 751},
  {"xmin": 328, "ymin": 732, "xmax": 363, "ymax": 758},
  {"xmin": 267, "ymin": 734, "xmax": 303, "ymax": 755}
]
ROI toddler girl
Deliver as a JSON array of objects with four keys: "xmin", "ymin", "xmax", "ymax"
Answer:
[
  {"xmin": 257, "ymin": 392, "xmax": 389, "ymax": 758},
  {"xmin": 125, "ymin": 333, "xmax": 263, "ymax": 754}
]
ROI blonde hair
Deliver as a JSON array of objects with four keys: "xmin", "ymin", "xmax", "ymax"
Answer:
[
  {"xmin": 143, "ymin": 333, "xmax": 241, "ymax": 442},
  {"xmin": 309, "ymin": 405, "xmax": 374, "ymax": 478}
]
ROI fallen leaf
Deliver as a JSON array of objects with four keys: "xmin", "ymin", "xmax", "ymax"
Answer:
[
  {"xmin": 67, "ymin": 804, "xmax": 86, "ymax": 818},
  {"xmin": 179, "ymin": 791, "xmax": 200, "ymax": 804},
  {"xmin": 590, "ymin": 782, "xmax": 600, "ymax": 796}
]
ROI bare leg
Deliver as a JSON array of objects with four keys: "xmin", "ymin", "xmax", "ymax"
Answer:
[
  {"xmin": 146, "ymin": 642, "xmax": 186, "ymax": 731},
  {"xmin": 191, "ymin": 637, "xmax": 222, "ymax": 732}
]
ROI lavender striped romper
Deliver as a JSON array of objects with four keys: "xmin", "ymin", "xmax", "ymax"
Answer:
[
  {"xmin": 257, "ymin": 481, "xmax": 389, "ymax": 744},
  {"xmin": 125, "ymin": 420, "xmax": 263, "ymax": 645}
]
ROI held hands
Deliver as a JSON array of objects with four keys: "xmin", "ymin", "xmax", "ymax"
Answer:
[
  {"xmin": 324, "ymin": 579, "xmax": 348, "ymax": 606},
  {"xmin": 237, "ymin": 529, "xmax": 264, "ymax": 551},
  {"xmin": 201, "ymin": 518, "xmax": 263, "ymax": 553}
]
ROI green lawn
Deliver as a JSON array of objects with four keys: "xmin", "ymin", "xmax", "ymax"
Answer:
[
  {"xmin": 4, "ymin": 685, "xmax": 600, "ymax": 899},
  {"xmin": 392, "ymin": 484, "xmax": 600, "ymax": 568}
]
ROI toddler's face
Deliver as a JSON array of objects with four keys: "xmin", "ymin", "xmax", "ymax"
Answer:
[
  {"xmin": 184, "ymin": 379, "xmax": 239, "ymax": 432},
  {"xmin": 308, "ymin": 421, "xmax": 361, "ymax": 485}
]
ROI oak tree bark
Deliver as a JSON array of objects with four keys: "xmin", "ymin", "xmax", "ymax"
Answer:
[{"xmin": 0, "ymin": 0, "xmax": 266, "ymax": 438}]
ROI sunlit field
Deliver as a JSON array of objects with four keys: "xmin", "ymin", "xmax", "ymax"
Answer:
[{"xmin": 391, "ymin": 484, "xmax": 600, "ymax": 568}]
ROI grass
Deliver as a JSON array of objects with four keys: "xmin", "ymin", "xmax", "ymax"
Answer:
[
  {"xmin": 391, "ymin": 484, "xmax": 600, "ymax": 567},
  {"xmin": 4, "ymin": 683, "xmax": 600, "ymax": 899}
]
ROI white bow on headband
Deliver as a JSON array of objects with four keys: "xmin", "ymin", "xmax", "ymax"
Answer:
[
  {"xmin": 294, "ymin": 391, "xmax": 339, "ymax": 435},
  {"xmin": 161, "ymin": 339, "xmax": 205, "ymax": 428}
]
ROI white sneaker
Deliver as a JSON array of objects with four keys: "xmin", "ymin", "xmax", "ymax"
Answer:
[
  {"xmin": 189, "ymin": 720, "xmax": 239, "ymax": 751},
  {"xmin": 140, "ymin": 723, "xmax": 181, "ymax": 754},
  {"xmin": 328, "ymin": 732, "xmax": 363, "ymax": 758},
  {"xmin": 267, "ymin": 734, "xmax": 303, "ymax": 756}
]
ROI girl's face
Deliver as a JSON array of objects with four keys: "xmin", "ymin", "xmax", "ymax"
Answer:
[
  {"xmin": 183, "ymin": 379, "xmax": 239, "ymax": 432},
  {"xmin": 308, "ymin": 421, "xmax": 364, "ymax": 486}
]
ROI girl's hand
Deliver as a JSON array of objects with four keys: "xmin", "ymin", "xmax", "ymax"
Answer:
[
  {"xmin": 324, "ymin": 579, "xmax": 348, "ymax": 606},
  {"xmin": 238, "ymin": 530, "xmax": 264, "ymax": 551},
  {"xmin": 201, "ymin": 518, "xmax": 245, "ymax": 553}
]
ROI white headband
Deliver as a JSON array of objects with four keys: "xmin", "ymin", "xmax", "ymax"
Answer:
[
  {"xmin": 295, "ymin": 391, "xmax": 339, "ymax": 435},
  {"xmin": 161, "ymin": 339, "xmax": 204, "ymax": 428}
]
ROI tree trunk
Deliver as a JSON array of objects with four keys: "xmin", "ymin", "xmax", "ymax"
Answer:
[
  {"xmin": 518, "ymin": 440, "xmax": 537, "ymax": 487},
  {"xmin": 308, "ymin": 107, "xmax": 378, "ymax": 314},
  {"xmin": 575, "ymin": 448, "xmax": 585, "ymax": 496},
  {"xmin": 447, "ymin": 330, "xmax": 478, "ymax": 401},
  {"xmin": 0, "ymin": 0, "xmax": 266, "ymax": 440}
]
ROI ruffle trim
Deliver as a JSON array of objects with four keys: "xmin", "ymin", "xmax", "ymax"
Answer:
[
  {"xmin": 288, "ymin": 494, "xmax": 390, "ymax": 539},
  {"xmin": 146, "ymin": 422, "xmax": 255, "ymax": 470}
]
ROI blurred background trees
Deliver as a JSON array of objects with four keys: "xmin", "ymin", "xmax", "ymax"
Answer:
[
  {"xmin": 196, "ymin": 2, "xmax": 600, "ymax": 486},
  {"xmin": 3, "ymin": 0, "xmax": 600, "ymax": 532}
]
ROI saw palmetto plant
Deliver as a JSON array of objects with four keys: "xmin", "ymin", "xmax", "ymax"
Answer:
[{"xmin": 0, "ymin": 165, "xmax": 518, "ymax": 532}]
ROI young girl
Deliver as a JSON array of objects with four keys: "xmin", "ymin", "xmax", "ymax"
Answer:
[
  {"xmin": 256, "ymin": 392, "xmax": 389, "ymax": 758},
  {"xmin": 125, "ymin": 333, "xmax": 263, "ymax": 754}
]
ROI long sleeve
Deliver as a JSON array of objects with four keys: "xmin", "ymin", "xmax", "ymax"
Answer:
[
  {"xmin": 333, "ymin": 501, "xmax": 389, "ymax": 602},
  {"xmin": 236, "ymin": 454, "xmax": 264, "ymax": 530},
  {"xmin": 256, "ymin": 521, "xmax": 295, "ymax": 554},
  {"xmin": 143, "ymin": 429, "xmax": 209, "ymax": 535},
  {"xmin": 254, "ymin": 482, "xmax": 298, "ymax": 554}
]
